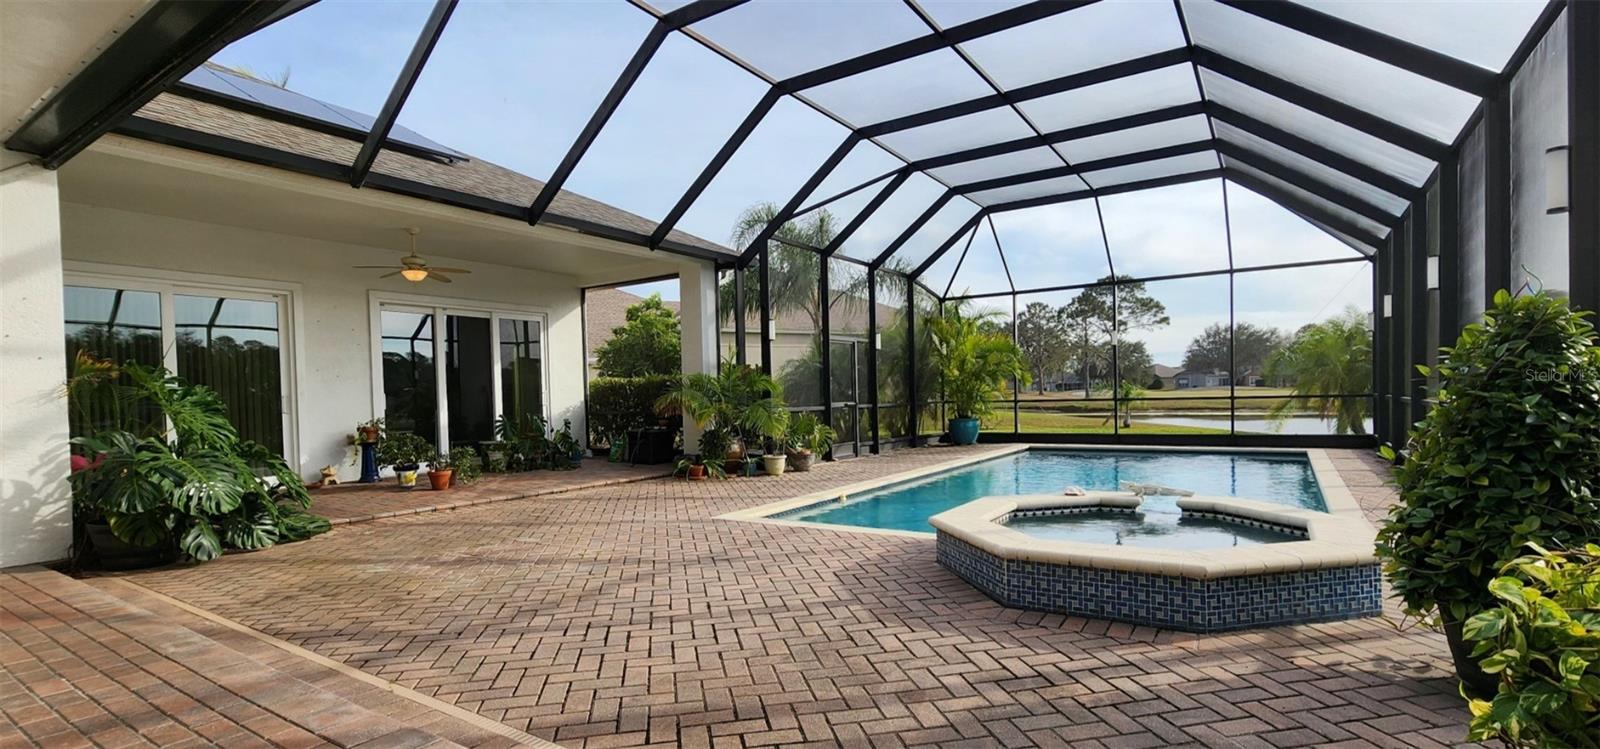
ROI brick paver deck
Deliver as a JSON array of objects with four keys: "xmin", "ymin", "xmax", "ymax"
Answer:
[
  {"xmin": 65, "ymin": 446, "xmax": 1475, "ymax": 747},
  {"xmin": 307, "ymin": 462, "xmax": 668, "ymax": 525}
]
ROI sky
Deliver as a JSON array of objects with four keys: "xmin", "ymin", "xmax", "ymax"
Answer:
[{"xmin": 212, "ymin": 0, "xmax": 1374, "ymax": 366}]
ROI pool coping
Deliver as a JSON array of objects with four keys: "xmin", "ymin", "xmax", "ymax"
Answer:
[
  {"xmin": 929, "ymin": 493, "xmax": 1376, "ymax": 579},
  {"xmin": 717, "ymin": 444, "xmax": 1364, "ymax": 537}
]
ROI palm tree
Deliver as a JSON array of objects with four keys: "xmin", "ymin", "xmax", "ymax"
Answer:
[{"xmin": 1264, "ymin": 306, "xmax": 1373, "ymax": 434}]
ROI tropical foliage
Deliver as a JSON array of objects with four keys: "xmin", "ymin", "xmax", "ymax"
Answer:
[
  {"xmin": 926, "ymin": 307, "xmax": 1030, "ymax": 420},
  {"xmin": 1463, "ymin": 544, "xmax": 1600, "ymax": 747},
  {"xmin": 785, "ymin": 412, "xmax": 837, "ymax": 456},
  {"xmin": 1377, "ymin": 291, "xmax": 1600, "ymax": 629},
  {"xmin": 1265, "ymin": 306, "xmax": 1373, "ymax": 435},
  {"xmin": 595, "ymin": 294, "xmax": 681, "ymax": 378},
  {"xmin": 657, "ymin": 364, "xmax": 787, "ymax": 455},
  {"xmin": 65, "ymin": 354, "xmax": 329, "ymax": 563}
]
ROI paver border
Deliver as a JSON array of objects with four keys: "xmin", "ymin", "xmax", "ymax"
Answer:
[
  {"xmin": 721, "ymin": 444, "xmax": 1362, "ymax": 535},
  {"xmin": 99, "ymin": 577, "xmax": 563, "ymax": 749}
]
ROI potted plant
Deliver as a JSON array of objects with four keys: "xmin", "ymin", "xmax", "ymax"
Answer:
[
  {"xmin": 377, "ymin": 431, "xmax": 434, "ymax": 489},
  {"xmin": 760, "ymin": 409, "xmax": 790, "ymax": 476},
  {"xmin": 1376, "ymin": 291, "xmax": 1600, "ymax": 696},
  {"xmin": 448, "ymin": 446, "xmax": 481, "ymax": 486},
  {"xmin": 63, "ymin": 354, "xmax": 331, "ymax": 568},
  {"xmin": 548, "ymin": 419, "xmax": 582, "ymax": 471},
  {"xmin": 494, "ymin": 412, "xmax": 548, "ymax": 471},
  {"xmin": 656, "ymin": 363, "xmax": 786, "ymax": 471},
  {"xmin": 481, "ymin": 440, "xmax": 510, "ymax": 472},
  {"xmin": 355, "ymin": 417, "xmax": 384, "ymax": 444},
  {"xmin": 925, "ymin": 306, "xmax": 1030, "ymax": 445},
  {"xmin": 426, "ymin": 453, "xmax": 454, "ymax": 490},
  {"xmin": 784, "ymin": 413, "xmax": 836, "ymax": 472},
  {"xmin": 1460, "ymin": 543, "xmax": 1600, "ymax": 746}
]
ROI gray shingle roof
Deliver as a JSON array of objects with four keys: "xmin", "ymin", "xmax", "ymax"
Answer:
[{"xmin": 130, "ymin": 92, "xmax": 732, "ymax": 258}]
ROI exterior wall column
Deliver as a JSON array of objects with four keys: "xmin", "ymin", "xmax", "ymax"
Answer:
[
  {"xmin": 0, "ymin": 156, "xmax": 72, "ymax": 567},
  {"xmin": 678, "ymin": 259, "xmax": 718, "ymax": 452}
]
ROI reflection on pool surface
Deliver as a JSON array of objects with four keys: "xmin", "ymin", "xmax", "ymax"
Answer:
[
  {"xmin": 1005, "ymin": 509, "xmax": 1299, "ymax": 550},
  {"xmin": 788, "ymin": 449, "xmax": 1325, "ymax": 533}
]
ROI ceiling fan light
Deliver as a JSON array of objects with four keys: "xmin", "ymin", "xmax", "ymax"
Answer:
[{"xmin": 400, "ymin": 268, "xmax": 429, "ymax": 282}]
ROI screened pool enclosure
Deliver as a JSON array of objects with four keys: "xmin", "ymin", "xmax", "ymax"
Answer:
[{"xmin": 11, "ymin": 0, "xmax": 1594, "ymax": 450}]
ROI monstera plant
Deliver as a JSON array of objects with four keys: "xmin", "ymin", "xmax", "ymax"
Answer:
[{"xmin": 66, "ymin": 354, "xmax": 329, "ymax": 568}]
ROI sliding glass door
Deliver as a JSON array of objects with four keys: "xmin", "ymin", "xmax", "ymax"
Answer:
[{"xmin": 377, "ymin": 303, "xmax": 545, "ymax": 451}]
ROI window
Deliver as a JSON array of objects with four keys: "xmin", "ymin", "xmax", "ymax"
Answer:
[
  {"xmin": 375, "ymin": 301, "xmax": 547, "ymax": 451},
  {"xmin": 63, "ymin": 278, "xmax": 291, "ymax": 454}
]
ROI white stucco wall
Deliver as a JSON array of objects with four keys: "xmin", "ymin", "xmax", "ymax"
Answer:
[
  {"xmin": 58, "ymin": 202, "xmax": 590, "ymax": 482},
  {"xmin": 0, "ymin": 162, "xmax": 73, "ymax": 568}
]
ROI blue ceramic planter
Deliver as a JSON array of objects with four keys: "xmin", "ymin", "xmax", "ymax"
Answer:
[{"xmin": 949, "ymin": 417, "xmax": 981, "ymax": 445}]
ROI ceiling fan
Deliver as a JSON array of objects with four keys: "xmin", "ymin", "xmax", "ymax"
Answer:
[{"xmin": 353, "ymin": 227, "xmax": 471, "ymax": 283}]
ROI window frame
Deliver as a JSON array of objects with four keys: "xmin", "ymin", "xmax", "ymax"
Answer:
[{"xmin": 63, "ymin": 261, "xmax": 301, "ymax": 462}]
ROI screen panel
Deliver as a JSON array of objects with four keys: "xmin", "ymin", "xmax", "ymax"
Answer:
[
  {"xmin": 1080, "ymin": 150, "xmax": 1219, "ymax": 188},
  {"xmin": 955, "ymin": 1, "xmax": 1186, "ymax": 89},
  {"xmin": 801, "ymin": 48, "xmax": 997, "ymax": 124},
  {"xmin": 928, "ymin": 146, "xmax": 1066, "ymax": 185},
  {"xmin": 1182, "ymin": 0, "xmax": 1478, "ymax": 142},
  {"xmin": 1055, "ymin": 114, "xmax": 1213, "ymax": 164},
  {"xmin": 875, "ymin": 107, "xmax": 1041, "ymax": 161},
  {"xmin": 1294, "ymin": 0, "xmax": 1547, "ymax": 72},
  {"xmin": 990, "ymin": 201, "xmax": 1111, "ymax": 293},
  {"xmin": 1099, "ymin": 178, "xmax": 1229, "ymax": 277},
  {"xmin": 1198, "ymin": 69, "xmax": 1437, "ymax": 187},
  {"xmin": 968, "ymin": 174, "xmax": 1089, "ymax": 207},
  {"xmin": 1017, "ymin": 63, "xmax": 1200, "ymax": 135},
  {"xmin": 1225, "ymin": 181, "xmax": 1364, "ymax": 266},
  {"xmin": 689, "ymin": 0, "xmax": 928, "ymax": 81},
  {"xmin": 1213, "ymin": 120, "xmax": 1409, "ymax": 217},
  {"xmin": 1223, "ymin": 158, "xmax": 1391, "ymax": 242},
  {"xmin": 837, "ymin": 172, "xmax": 951, "ymax": 264}
]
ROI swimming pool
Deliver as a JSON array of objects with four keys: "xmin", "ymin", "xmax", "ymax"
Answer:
[{"xmin": 784, "ymin": 449, "xmax": 1327, "ymax": 534}]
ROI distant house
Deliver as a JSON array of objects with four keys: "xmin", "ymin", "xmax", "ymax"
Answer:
[
  {"xmin": 1151, "ymin": 364, "xmax": 1181, "ymax": 390},
  {"xmin": 1174, "ymin": 369, "xmax": 1231, "ymax": 389}
]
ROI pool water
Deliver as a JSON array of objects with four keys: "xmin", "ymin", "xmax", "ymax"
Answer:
[
  {"xmin": 1006, "ymin": 510, "xmax": 1298, "ymax": 550},
  {"xmin": 788, "ymin": 449, "xmax": 1325, "ymax": 534}
]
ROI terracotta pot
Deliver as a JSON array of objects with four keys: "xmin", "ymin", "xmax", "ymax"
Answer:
[
  {"xmin": 359, "ymin": 425, "xmax": 381, "ymax": 443},
  {"xmin": 687, "ymin": 464, "xmax": 707, "ymax": 480},
  {"xmin": 427, "ymin": 469, "xmax": 453, "ymax": 490}
]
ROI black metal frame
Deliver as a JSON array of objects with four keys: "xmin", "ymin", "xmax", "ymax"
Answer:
[{"xmin": 15, "ymin": 0, "xmax": 1588, "ymax": 453}]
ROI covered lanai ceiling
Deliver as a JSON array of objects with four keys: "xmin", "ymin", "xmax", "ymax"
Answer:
[{"xmin": 6, "ymin": 0, "xmax": 1562, "ymax": 288}]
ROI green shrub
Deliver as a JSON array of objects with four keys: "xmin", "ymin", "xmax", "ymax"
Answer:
[
  {"xmin": 447, "ymin": 446, "xmax": 481, "ymax": 484},
  {"xmin": 588, "ymin": 375, "xmax": 674, "ymax": 447},
  {"xmin": 1464, "ymin": 544, "xmax": 1600, "ymax": 747},
  {"xmin": 1377, "ymin": 291, "xmax": 1600, "ymax": 626}
]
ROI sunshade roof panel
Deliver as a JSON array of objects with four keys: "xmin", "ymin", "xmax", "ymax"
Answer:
[
  {"xmin": 1016, "ymin": 64, "xmax": 1202, "ymax": 133},
  {"xmin": 1293, "ymin": 0, "xmax": 1549, "ymax": 72},
  {"xmin": 688, "ymin": 0, "xmax": 930, "ymax": 81},
  {"xmin": 954, "ymin": 0, "xmax": 1188, "ymax": 89},
  {"xmin": 801, "ymin": 47, "xmax": 999, "ymax": 125},
  {"xmin": 1181, "ymin": 0, "xmax": 1479, "ymax": 142}
]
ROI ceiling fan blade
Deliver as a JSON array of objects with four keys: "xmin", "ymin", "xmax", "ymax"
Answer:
[
  {"xmin": 352, "ymin": 265, "xmax": 399, "ymax": 269},
  {"xmin": 379, "ymin": 270, "xmax": 403, "ymax": 278},
  {"xmin": 428, "ymin": 266, "xmax": 471, "ymax": 273},
  {"xmin": 428, "ymin": 273, "xmax": 453, "ymax": 283}
]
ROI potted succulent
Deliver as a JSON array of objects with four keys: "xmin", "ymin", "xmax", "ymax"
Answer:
[
  {"xmin": 426, "ymin": 452, "xmax": 455, "ymax": 490},
  {"xmin": 926, "ymin": 306, "xmax": 1029, "ymax": 445},
  {"xmin": 784, "ymin": 413, "xmax": 836, "ymax": 472},
  {"xmin": 377, "ymin": 431, "xmax": 434, "ymax": 490},
  {"xmin": 1377, "ymin": 291, "xmax": 1600, "ymax": 696}
]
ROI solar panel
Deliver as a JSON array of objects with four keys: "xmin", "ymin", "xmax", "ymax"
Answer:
[{"xmin": 177, "ymin": 65, "xmax": 467, "ymax": 161}]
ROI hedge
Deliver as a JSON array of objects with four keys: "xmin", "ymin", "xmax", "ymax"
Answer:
[{"xmin": 587, "ymin": 375, "xmax": 675, "ymax": 448}]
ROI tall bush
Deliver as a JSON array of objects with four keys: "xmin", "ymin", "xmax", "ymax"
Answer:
[
  {"xmin": 595, "ymin": 294, "xmax": 680, "ymax": 377},
  {"xmin": 1377, "ymin": 291, "xmax": 1600, "ymax": 627},
  {"xmin": 588, "ymin": 375, "xmax": 674, "ymax": 447}
]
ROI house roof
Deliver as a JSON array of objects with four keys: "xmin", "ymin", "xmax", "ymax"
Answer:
[{"xmin": 126, "ymin": 68, "xmax": 731, "ymax": 260}]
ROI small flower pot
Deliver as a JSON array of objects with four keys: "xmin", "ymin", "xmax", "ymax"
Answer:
[
  {"xmin": 396, "ymin": 465, "xmax": 419, "ymax": 490},
  {"xmin": 761, "ymin": 454, "xmax": 787, "ymax": 476},
  {"xmin": 786, "ymin": 449, "xmax": 814, "ymax": 472},
  {"xmin": 687, "ymin": 464, "xmax": 707, "ymax": 480},
  {"xmin": 358, "ymin": 425, "xmax": 381, "ymax": 444},
  {"xmin": 427, "ymin": 468, "xmax": 453, "ymax": 490}
]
